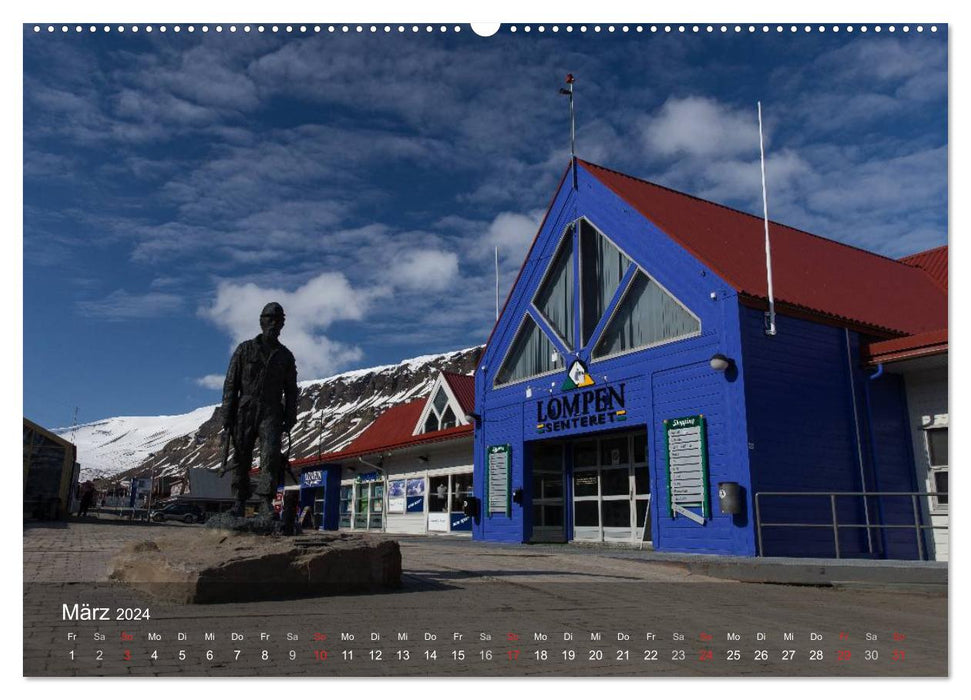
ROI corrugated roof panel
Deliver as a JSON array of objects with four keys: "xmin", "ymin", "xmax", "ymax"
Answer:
[
  {"xmin": 580, "ymin": 160, "xmax": 947, "ymax": 337},
  {"xmin": 443, "ymin": 371, "xmax": 475, "ymax": 413},
  {"xmin": 900, "ymin": 245, "xmax": 948, "ymax": 291}
]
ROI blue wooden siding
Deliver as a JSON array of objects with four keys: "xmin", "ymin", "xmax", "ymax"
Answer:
[
  {"xmin": 866, "ymin": 373, "xmax": 923, "ymax": 559},
  {"xmin": 741, "ymin": 309, "xmax": 880, "ymax": 557}
]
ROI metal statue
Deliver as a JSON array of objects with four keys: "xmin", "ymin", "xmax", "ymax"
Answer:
[{"xmin": 220, "ymin": 302, "xmax": 298, "ymax": 518}]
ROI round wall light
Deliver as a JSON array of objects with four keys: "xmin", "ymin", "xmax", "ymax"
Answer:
[{"xmin": 709, "ymin": 353, "xmax": 732, "ymax": 372}]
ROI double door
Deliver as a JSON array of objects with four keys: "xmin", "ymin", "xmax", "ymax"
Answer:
[
  {"xmin": 572, "ymin": 433, "xmax": 650, "ymax": 543},
  {"xmin": 341, "ymin": 481, "xmax": 384, "ymax": 531},
  {"xmin": 529, "ymin": 431, "xmax": 651, "ymax": 544}
]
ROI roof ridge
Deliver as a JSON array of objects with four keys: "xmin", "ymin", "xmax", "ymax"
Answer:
[
  {"xmin": 900, "ymin": 244, "xmax": 948, "ymax": 259},
  {"xmin": 577, "ymin": 159, "xmax": 923, "ymax": 269}
]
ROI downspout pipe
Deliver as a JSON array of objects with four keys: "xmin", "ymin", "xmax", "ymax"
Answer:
[
  {"xmin": 846, "ymin": 330, "xmax": 874, "ymax": 554},
  {"xmin": 863, "ymin": 363, "xmax": 894, "ymax": 558}
]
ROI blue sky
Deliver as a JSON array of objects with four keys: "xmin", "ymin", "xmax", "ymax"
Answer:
[{"xmin": 23, "ymin": 23, "xmax": 948, "ymax": 429}]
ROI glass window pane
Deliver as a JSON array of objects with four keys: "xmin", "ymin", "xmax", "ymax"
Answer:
[
  {"xmin": 424, "ymin": 413, "xmax": 439, "ymax": 433},
  {"xmin": 594, "ymin": 271, "xmax": 700, "ymax": 358},
  {"xmin": 927, "ymin": 428, "xmax": 948, "ymax": 466},
  {"xmin": 633, "ymin": 432, "xmax": 647, "ymax": 463},
  {"xmin": 601, "ymin": 467, "xmax": 630, "ymax": 496},
  {"xmin": 542, "ymin": 476, "xmax": 563, "ymax": 499},
  {"xmin": 636, "ymin": 500, "xmax": 649, "ymax": 529},
  {"xmin": 441, "ymin": 406, "xmax": 456, "ymax": 429},
  {"xmin": 433, "ymin": 387, "xmax": 448, "ymax": 412},
  {"xmin": 429, "ymin": 476, "xmax": 449, "ymax": 513},
  {"xmin": 544, "ymin": 505, "xmax": 563, "ymax": 526},
  {"xmin": 573, "ymin": 440, "xmax": 597, "ymax": 468},
  {"xmin": 533, "ymin": 442, "xmax": 563, "ymax": 470},
  {"xmin": 602, "ymin": 500, "xmax": 631, "ymax": 528},
  {"xmin": 934, "ymin": 471, "xmax": 948, "ymax": 505},
  {"xmin": 573, "ymin": 470, "xmax": 599, "ymax": 497},
  {"xmin": 496, "ymin": 316, "xmax": 557, "ymax": 385},
  {"xmin": 634, "ymin": 466, "xmax": 650, "ymax": 495},
  {"xmin": 534, "ymin": 228, "xmax": 575, "ymax": 349},
  {"xmin": 574, "ymin": 500, "xmax": 599, "ymax": 526},
  {"xmin": 601, "ymin": 437, "xmax": 629, "ymax": 466},
  {"xmin": 451, "ymin": 473, "xmax": 473, "ymax": 511},
  {"xmin": 580, "ymin": 219, "xmax": 630, "ymax": 345},
  {"xmin": 532, "ymin": 504, "xmax": 544, "ymax": 525}
]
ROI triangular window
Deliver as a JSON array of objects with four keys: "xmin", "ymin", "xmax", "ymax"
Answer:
[
  {"xmin": 420, "ymin": 385, "xmax": 464, "ymax": 433},
  {"xmin": 533, "ymin": 228, "xmax": 575, "ymax": 349},
  {"xmin": 495, "ymin": 316, "xmax": 558, "ymax": 386},
  {"xmin": 593, "ymin": 271, "xmax": 700, "ymax": 358},
  {"xmin": 580, "ymin": 219, "xmax": 630, "ymax": 346}
]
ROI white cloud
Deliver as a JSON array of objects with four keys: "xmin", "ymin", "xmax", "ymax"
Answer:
[
  {"xmin": 485, "ymin": 209, "xmax": 545, "ymax": 269},
  {"xmin": 388, "ymin": 250, "xmax": 459, "ymax": 291},
  {"xmin": 195, "ymin": 375, "xmax": 224, "ymax": 390},
  {"xmin": 200, "ymin": 272, "xmax": 373, "ymax": 379},
  {"xmin": 641, "ymin": 96, "xmax": 760, "ymax": 160},
  {"xmin": 76, "ymin": 290, "xmax": 184, "ymax": 319}
]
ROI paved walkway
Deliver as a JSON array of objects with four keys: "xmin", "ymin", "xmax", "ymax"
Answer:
[{"xmin": 24, "ymin": 520, "xmax": 947, "ymax": 677}]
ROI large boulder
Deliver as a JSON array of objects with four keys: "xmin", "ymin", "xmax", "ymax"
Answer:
[{"xmin": 109, "ymin": 530, "xmax": 401, "ymax": 604}]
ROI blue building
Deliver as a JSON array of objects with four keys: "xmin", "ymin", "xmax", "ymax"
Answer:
[{"xmin": 471, "ymin": 160, "xmax": 947, "ymax": 559}]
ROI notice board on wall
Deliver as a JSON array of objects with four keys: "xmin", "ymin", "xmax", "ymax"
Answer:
[
  {"xmin": 663, "ymin": 415, "xmax": 710, "ymax": 522},
  {"xmin": 487, "ymin": 444, "xmax": 511, "ymax": 516}
]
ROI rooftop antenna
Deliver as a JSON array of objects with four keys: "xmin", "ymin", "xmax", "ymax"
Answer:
[
  {"xmin": 495, "ymin": 246, "xmax": 500, "ymax": 320},
  {"xmin": 559, "ymin": 74, "xmax": 577, "ymax": 190},
  {"xmin": 758, "ymin": 101, "xmax": 777, "ymax": 337}
]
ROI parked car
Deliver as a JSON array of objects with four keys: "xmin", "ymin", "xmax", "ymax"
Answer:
[{"xmin": 150, "ymin": 502, "xmax": 206, "ymax": 524}]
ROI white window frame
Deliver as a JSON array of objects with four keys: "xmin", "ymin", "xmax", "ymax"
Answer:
[
  {"xmin": 413, "ymin": 373, "xmax": 470, "ymax": 435},
  {"xmin": 924, "ymin": 424, "xmax": 948, "ymax": 512},
  {"xmin": 492, "ymin": 311, "xmax": 563, "ymax": 389},
  {"xmin": 590, "ymin": 264, "xmax": 703, "ymax": 362},
  {"xmin": 531, "ymin": 225, "xmax": 576, "ymax": 352}
]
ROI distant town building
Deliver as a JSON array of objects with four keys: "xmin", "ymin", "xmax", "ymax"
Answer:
[
  {"xmin": 23, "ymin": 418, "xmax": 79, "ymax": 520},
  {"xmin": 293, "ymin": 371, "xmax": 475, "ymax": 536}
]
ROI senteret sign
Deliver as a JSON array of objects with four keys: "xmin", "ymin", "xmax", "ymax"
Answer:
[{"xmin": 536, "ymin": 361, "xmax": 627, "ymax": 434}]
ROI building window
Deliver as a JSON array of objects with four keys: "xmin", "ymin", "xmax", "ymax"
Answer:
[
  {"xmin": 495, "ymin": 315, "xmax": 557, "ymax": 386},
  {"xmin": 926, "ymin": 427, "xmax": 948, "ymax": 508},
  {"xmin": 534, "ymin": 228, "xmax": 575, "ymax": 349},
  {"xmin": 593, "ymin": 270, "xmax": 700, "ymax": 359},
  {"xmin": 422, "ymin": 387, "xmax": 459, "ymax": 433},
  {"xmin": 580, "ymin": 219, "xmax": 631, "ymax": 346}
]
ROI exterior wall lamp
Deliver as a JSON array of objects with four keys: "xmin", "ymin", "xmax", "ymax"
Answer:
[{"xmin": 709, "ymin": 353, "xmax": 733, "ymax": 372}]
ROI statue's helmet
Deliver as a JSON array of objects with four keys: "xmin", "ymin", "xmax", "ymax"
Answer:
[{"xmin": 260, "ymin": 302, "xmax": 285, "ymax": 319}]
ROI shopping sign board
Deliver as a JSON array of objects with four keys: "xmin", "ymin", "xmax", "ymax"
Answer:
[
  {"xmin": 663, "ymin": 415, "xmax": 710, "ymax": 521},
  {"xmin": 486, "ymin": 444, "xmax": 511, "ymax": 516}
]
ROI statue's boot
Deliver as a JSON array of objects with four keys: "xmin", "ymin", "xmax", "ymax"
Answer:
[
  {"xmin": 229, "ymin": 500, "xmax": 246, "ymax": 518},
  {"xmin": 258, "ymin": 499, "xmax": 274, "ymax": 517}
]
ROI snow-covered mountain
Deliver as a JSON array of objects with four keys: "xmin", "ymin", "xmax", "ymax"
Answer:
[{"xmin": 58, "ymin": 346, "xmax": 483, "ymax": 482}]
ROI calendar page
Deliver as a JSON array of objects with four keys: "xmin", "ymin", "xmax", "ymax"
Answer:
[{"xmin": 22, "ymin": 7, "xmax": 949, "ymax": 684}]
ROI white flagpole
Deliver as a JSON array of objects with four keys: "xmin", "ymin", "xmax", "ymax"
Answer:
[
  {"xmin": 758, "ymin": 101, "xmax": 777, "ymax": 337},
  {"xmin": 495, "ymin": 246, "xmax": 500, "ymax": 320}
]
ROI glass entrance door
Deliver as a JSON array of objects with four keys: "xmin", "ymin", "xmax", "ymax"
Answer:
[
  {"xmin": 354, "ymin": 483, "xmax": 369, "ymax": 529},
  {"xmin": 352, "ymin": 481, "xmax": 385, "ymax": 531},
  {"xmin": 571, "ymin": 431, "xmax": 651, "ymax": 543},
  {"xmin": 530, "ymin": 442, "xmax": 566, "ymax": 543}
]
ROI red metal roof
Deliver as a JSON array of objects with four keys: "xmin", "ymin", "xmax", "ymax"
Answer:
[
  {"xmin": 442, "ymin": 371, "xmax": 475, "ymax": 414},
  {"xmin": 900, "ymin": 245, "xmax": 947, "ymax": 292},
  {"xmin": 291, "ymin": 399, "xmax": 472, "ymax": 468},
  {"xmin": 863, "ymin": 328, "xmax": 948, "ymax": 365},
  {"xmin": 580, "ymin": 160, "xmax": 947, "ymax": 337}
]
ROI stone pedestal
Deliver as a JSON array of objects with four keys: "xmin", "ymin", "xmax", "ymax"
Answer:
[{"xmin": 109, "ymin": 529, "xmax": 401, "ymax": 604}]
